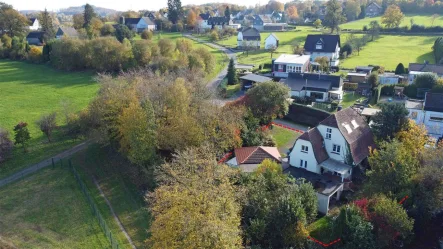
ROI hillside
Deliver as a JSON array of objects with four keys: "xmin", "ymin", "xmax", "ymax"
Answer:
[{"xmin": 58, "ymin": 5, "xmax": 118, "ymax": 16}]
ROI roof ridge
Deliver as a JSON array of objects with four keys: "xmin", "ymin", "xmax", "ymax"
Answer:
[{"xmin": 239, "ymin": 146, "xmax": 259, "ymax": 164}]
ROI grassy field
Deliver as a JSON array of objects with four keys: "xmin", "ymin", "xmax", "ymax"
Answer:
[
  {"xmin": 70, "ymin": 144, "xmax": 151, "ymax": 249},
  {"xmin": 0, "ymin": 60, "xmax": 98, "ymax": 179},
  {"xmin": 271, "ymin": 125, "xmax": 300, "ymax": 155},
  {"xmin": 340, "ymin": 14, "xmax": 443, "ymax": 30},
  {"xmin": 340, "ymin": 35, "xmax": 435, "ymax": 70},
  {"xmin": 0, "ymin": 167, "xmax": 110, "ymax": 248},
  {"xmin": 308, "ymin": 216, "xmax": 335, "ymax": 242},
  {"xmin": 340, "ymin": 92, "xmax": 365, "ymax": 109}
]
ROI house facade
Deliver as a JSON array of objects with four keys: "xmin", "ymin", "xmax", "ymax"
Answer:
[
  {"xmin": 304, "ymin": 35, "xmax": 341, "ymax": 66},
  {"xmin": 287, "ymin": 108, "xmax": 376, "ymax": 213},
  {"xmin": 120, "ymin": 17, "xmax": 156, "ymax": 32},
  {"xmin": 406, "ymin": 92, "xmax": 443, "ymax": 139},
  {"xmin": 272, "ymin": 54, "xmax": 310, "ymax": 78},
  {"xmin": 282, "ymin": 73, "xmax": 343, "ymax": 102},
  {"xmin": 28, "ymin": 18, "xmax": 40, "ymax": 31},
  {"xmin": 207, "ymin": 16, "xmax": 232, "ymax": 30},
  {"xmin": 237, "ymin": 27, "xmax": 261, "ymax": 49},
  {"xmin": 26, "ymin": 31, "xmax": 45, "ymax": 45},
  {"xmin": 198, "ymin": 13, "xmax": 212, "ymax": 30},
  {"xmin": 379, "ymin": 73, "xmax": 404, "ymax": 85},
  {"xmin": 366, "ymin": 2, "xmax": 382, "ymax": 17},
  {"xmin": 252, "ymin": 15, "xmax": 272, "ymax": 31},
  {"xmin": 264, "ymin": 33, "xmax": 279, "ymax": 49}
]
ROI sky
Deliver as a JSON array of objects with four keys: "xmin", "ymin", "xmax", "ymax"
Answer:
[{"xmin": 7, "ymin": 0, "xmax": 292, "ymax": 12}]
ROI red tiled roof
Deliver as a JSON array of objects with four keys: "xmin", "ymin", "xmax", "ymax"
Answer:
[
  {"xmin": 298, "ymin": 128, "xmax": 329, "ymax": 163},
  {"xmin": 234, "ymin": 146, "xmax": 281, "ymax": 164}
]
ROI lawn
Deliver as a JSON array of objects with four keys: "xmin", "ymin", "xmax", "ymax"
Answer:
[
  {"xmin": 340, "ymin": 92, "xmax": 365, "ymax": 109},
  {"xmin": 308, "ymin": 216, "xmax": 336, "ymax": 242},
  {"xmin": 0, "ymin": 167, "xmax": 110, "ymax": 248},
  {"xmin": 270, "ymin": 125, "xmax": 300, "ymax": 155},
  {"xmin": 340, "ymin": 14, "xmax": 443, "ymax": 30},
  {"xmin": 0, "ymin": 60, "xmax": 98, "ymax": 179},
  {"xmin": 340, "ymin": 35, "xmax": 435, "ymax": 70},
  {"xmin": 70, "ymin": 144, "xmax": 151, "ymax": 249}
]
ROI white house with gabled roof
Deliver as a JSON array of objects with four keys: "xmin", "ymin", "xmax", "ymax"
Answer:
[{"xmin": 264, "ymin": 33, "xmax": 279, "ymax": 49}]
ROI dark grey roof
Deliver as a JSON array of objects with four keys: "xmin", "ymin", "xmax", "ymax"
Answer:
[
  {"xmin": 321, "ymin": 108, "xmax": 376, "ymax": 164},
  {"xmin": 124, "ymin": 18, "xmax": 142, "ymax": 25},
  {"xmin": 257, "ymin": 15, "xmax": 272, "ymax": 23},
  {"xmin": 199, "ymin": 13, "xmax": 210, "ymax": 20},
  {"xmin": 304, "ymin": 34, "xmax": 341, "ymax": 53},
  {"xmin": 240, "ymin": 27, "xmax": 261, "ymax": 40},
  {"xmin": 29, "ymin": 18, "xmax": 37, "ymax": 24},
  {"xmin": 409, "ymin": 63, "xmax": 443, "ymax": 75},
  {"xmin": 284, "ymin": 167, "xmax": 343, "ymax": 195},
  {"xmin": 26, "ymin": 31, "xmax": 45, "ymax": 39},
  {"xmin": 355, "ymin": 66, "xmax": 374, "ymax": 73},
  {"xmin": 57, "ymin": 27, "xmax": 78, "ymax": 37},
  {"xmin": 284, "ymin": 73, "xmax": 342, "ymax": 91},
  {"xmin": 143, "ymin": 17, "xmax": 155, "ymax": 25},
  {"xmin": 367, "ymin": 2, "xmax": 382, "ymax": 9},
  {"xmin": 424, "ymin": 92, "xmax": 443, "ymax": 112},
  {"xmin": 208, "ymin": 16, "xmax": 230, "ymax": 24}
]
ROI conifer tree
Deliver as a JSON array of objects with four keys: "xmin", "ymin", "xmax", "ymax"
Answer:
[{"xmin": 227, "ymin": 58, "xmax": 237, "ymax": 85}]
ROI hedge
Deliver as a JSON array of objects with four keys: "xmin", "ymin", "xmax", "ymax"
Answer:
[{"xmin": 284, "ymin": 103, "xmax": 331, "ymax": 127}]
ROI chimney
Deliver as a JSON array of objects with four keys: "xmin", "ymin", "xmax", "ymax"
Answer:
[{"xmin": 119, "ymin": 16, "xmax": 125, "ymax": 25}]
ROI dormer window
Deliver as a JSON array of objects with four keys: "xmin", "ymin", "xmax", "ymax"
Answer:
[{"xmin": 316, "ymin": 39, "xmax": 324, "ymax": 50}]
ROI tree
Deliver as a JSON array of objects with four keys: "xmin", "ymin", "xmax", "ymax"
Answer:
[
  {"xmin": 147, "ymin": 146, "xmax": 242, "ymax": 248},
  {"xmin": 369, "ymin": 20, "xmax": 380, "ymax": 41},
  {"xmin": 158, "ymin": 38, "xmax": 175, "ymax": 56},
  {"xmin": 381, "ymin": 5, "xmax": 404, "ymax": 28},
  {"xmin": 431, "ymin": 14, "xmax": 439, "ymax": 26},
  {"xmin": 186, "ymin": 9, "xmax": 197, "ymax": 28},
  {"xmin": 245, "ymin": 81, "xmax": 290, "ymax": 124},
  {"xmin": 359, "ymin": 4, "xmax": 366, "ymax": 19},
  {"xmin": 315, "ymin": 56, "xmax": 330, "ymax": 72},
  {"xmin": 366, "ymin": 139, "xmax": 419, "ymax": 195},
  {"xmin": 368, "ymin": 195, "xmax": 414, "ymax": 248},
  {"xmin": 368, "ymin": 72, "xmax": 379, "ymax": 89},
  {"xmin": 242, "ymin": 159, "xmax": 316, "ymax": 248},
  {"xmin": 313, "ymin": 19, "xmax": 322, "ymax": 29},
  {"xmin": 0, "ymin": 7, "xmax": 29, "ymax": 37},
  {"xmin": 267, "ymin": 0, "xmax": 284, "ymax": 12},
  {"xmin": 167, "ymin": 0, "xmax": 183, "ymax": 24},
  {"xmin": 13, "ymin": 122, "xmax": 31, "ymax": 152},
  {"xmin": 224, "ymin": 6, "xmax": 231, "ymax": 19},
  {"xmin": 333, "ymin": 205, "xmax": 376, "ymax": 249},
  {"xmin": 414, "ymin": 72, "xmax": 438, "ymax": 89},
  {"xmin": 87, "ymin": 17, "xmax": 103, "ymax": 38},
  {"xmin": 325, "ymin": 0, "xmax": 346, "ymax": 33},
  {"xmin": 175, "ymin": 38, "xmax": 193, "ymax": 54},
  {"xmin": 83, "ymin": 3, "xmax": 96, "ymax": 28},
  {"xmin": 28, "ymin": 46, "xmax": 42, "ymax": 63},
  {"xmin": 118, "ymin": 100, "xmax": 157, "ymax": 169},
  {"xmin": 73, "ymin": 13, "xmax": 84, "ymax": 29},
  {"xmin": 101, "ymin": 23, "xmax": 116, "ymax": 36},
  {"xmin": 286, "ymin": 6, "xmax": 299, "ymax": 22},
  {"xmin": 240, "ymin": 110, "xmax": 276, "ymax": 147},
  {"xmin": 227, "ymin": 58, "xmax": 237, "ymax": 85},
  {"xmin": 132, "ymin": 40, "xmax": 153, "ymax": 66},
  {"xmin": 395, "ymin": 63, "xmax": 406, "ymax": 74},
  {"xmin": 39, "ymin": 8, "xmax": 56, "ymax": 42},
  {"xmin": 36, "ymin": 112, "xmax": 57, "ymax": 142},
  {"xmin": 395, "ymin": 120, "xmax": 428, "ymax": 159},
  {"xmin": 371, "ymin": 103, "xmax": 409, "ymax": 139},
  {"xmin": 210, "ymin": 30, "xmax": 219, "ymax": 41},
  {"xmin": 115, "ymin": 24, "xmax": 134, "ymax": 42},
  {"xmin": 0, "ymin": 128, "xmax": 13, "ymax": 163},
  {"xmin": 344, "ymin": 0, "xmax": 361, "ymax": 21}
]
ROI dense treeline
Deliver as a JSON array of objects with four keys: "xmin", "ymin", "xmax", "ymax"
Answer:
[{"xmin": 434, "ymin": 37, "xmax": 443, "ymax": 64}]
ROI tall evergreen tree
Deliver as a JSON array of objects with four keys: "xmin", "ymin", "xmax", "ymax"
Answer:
[
  {"xmin": 167, "ymin": 0, "xmax": 183, "ymax": 24},
  {"xmin": 227, "ymin": 58, "xmax": 237, "ymax": 85},
  {"xmin": 39, "ymin": 8, "xmax": 55, "ymax": 42},
  {"xmin": 395, "ymin": 63, "xmax": 406, "ymax": 74},
  {"xmin": 83, "ymin": 3, "xmax": 96, "ymax": 28},
  {"xmin": 225, "ymin": 6, "xmax": 231, "ymax": 19}
]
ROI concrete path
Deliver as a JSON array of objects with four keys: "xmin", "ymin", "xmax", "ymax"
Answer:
[
  {"xmin": 0, "ymin": 141, "xmax": 89, "ymax": 188},
  {"xmin": 93, "ymin": 177, "xmax": 137, "ymax": 249}
]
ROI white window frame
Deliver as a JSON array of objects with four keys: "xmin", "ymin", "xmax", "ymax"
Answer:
[
  {"xmin": 299, "ymin": 159, "xmax": 307, "ymax": 168},
  {"xmin": 278, "ymin": 64, "xmax": 283, "ymax": 70},
  {"xmin": 326, "ymin": 128, "xmax": 332, "ymax": 140},
  {"xmin": 301, "ymin": 145, "xmax": 308, "ymax": 153},
  {"xmin": 316, "ymin": 44, "xmax": 322, "ymax": 50},
  {"xmin": 332, "ymin": 144, "xmax": 341, "ymax": 154},
  {"xmin": 296, "ymin": 66, "xmax": 302, "ymax": 73},
  {"xmin": 429, "ymin": 116, "xmax": 443, "ymax": 122}
]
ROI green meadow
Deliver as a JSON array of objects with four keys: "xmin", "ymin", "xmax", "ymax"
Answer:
[{"xmin": 340, "ymin": 14, "xmax": 443, "ymax": 30}]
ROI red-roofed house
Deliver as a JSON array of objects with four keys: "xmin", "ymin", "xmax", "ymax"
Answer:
[{"xmin": 226, "ymin": 146, "xmax": 281, "ymax": 172}]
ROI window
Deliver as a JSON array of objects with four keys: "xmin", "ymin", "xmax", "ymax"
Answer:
[
  {"xmin": 332, "ymin": 144, "xmax": 341, "ymax": 154},
  {"xmin": 429, "ymin": 116, "xmax": 443, "ymax": 122},
  {"xmin": 301, "ymin": 145, "xmax": 308, "ymax": 153},
  {"xmin": 310, "ymin": 92, "xmax": 324, "ymax": 100},
  {"xmin": 278, "ymin": 64, "xmax": 283, "ymax": 70},
  {"xmin": 326, "ymin": 128, "xmax": 332, "ymax": 139},
  {"xmin": 316, "ymin": 44, "xmax": 323, "ymax": 49},
  {"xmin": 299, "ymin": 159, "xmax": 307, "ymax": 168},
  {"xmin": 287, "ymin": 65, "xmax": 294, "ymax": 72},
  {"xmin": 410, "ymin": 111, "xmax": 418, "ymax": 120},
  {"xmin": 296, "ymin": 66, "xmax": 302, "ymax": 72}
]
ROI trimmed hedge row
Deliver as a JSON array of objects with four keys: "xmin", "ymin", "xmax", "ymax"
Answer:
[{"xmin": 284, "ymin": 103, "xmax": 330, "ymax": 127}]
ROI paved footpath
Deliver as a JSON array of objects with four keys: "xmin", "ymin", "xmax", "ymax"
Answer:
[{"xmin": 0, "ymin": 141, "xmax": 89, "ymax": 188}]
